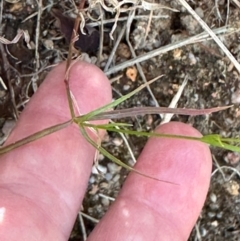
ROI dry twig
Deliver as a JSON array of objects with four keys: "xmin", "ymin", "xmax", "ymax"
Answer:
[
  {"xmin": 125, "ymin": 10, "xmax": 161, "ymax": 117},
  {"xmin": 178, "ymin": 0, "xmax": 240, "ymax": 74},
  {"xmin": 104, "ymin": 25, "xmax": 238, "ymax": 75}
]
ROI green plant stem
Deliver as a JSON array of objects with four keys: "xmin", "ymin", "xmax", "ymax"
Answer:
[
  {"xmin": 79, "ymin": 124, "xmax": 177, "ymax": 184},
  {"xmin": 0, "ymin": 120, "xmax": 72, "ymax": 155},
  {"xmin": 82, "ymin": 123, "xmax": 240, "ymax": 152},
  {"xmin": 83, "ymin": 122, "xmax": 203, "ymax": 141}
]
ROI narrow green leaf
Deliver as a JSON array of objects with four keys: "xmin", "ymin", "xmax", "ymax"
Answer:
[
  {"xmin": 220, "ymin": 137, "xmax": 240, "ymax": 143},
  {"xmin": 219, "ymin": 143, "xmax": 240, "ymax": 152},
  {"xmin": 78, "ymin": 76, "xmax": 161, "ymax": 122},
  {"xmin": 87, "ymin": 105, "xmax": 232, "ymax": 121},
  {"xmin": 200, "ymin": 134, "xmax": 224, "ymax": 146},
  {"xmin": 0, "ymin": 120, "xmax": 72, "ymax": 155},
  {"xmin": 200, "ymin": 135, "xmax": 240, "ymax": 152},
  {"xmin": 79, "ymin": 124, "xmax": 177, "ymax": 184}
]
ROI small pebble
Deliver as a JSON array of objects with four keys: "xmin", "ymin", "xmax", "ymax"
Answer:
[
  {"xmin": 216, "ymin": 211, "xmax": 223, "ymax": 219},
  {"xmin": 105, "ymin": 172, "xmax": 113, "ymax": 181},
  {"xmin": 231, "ymin": 89, "xmax": 240, "ymax": 104},
  {"xmin": 209, "ymin": 203, "xmax": 219, "ymax": 210},
  {"xmin": 89, "ymin": 176, "xmax": 96, "ymax": 184},
  {"xmin": 92, "ymin": 164, "xmax": 107, "ymax": 174},
  {"xmin": 112, "ymin": 137, "xmax": 123, "ymax": 146},
  {"xmin": 112, "ymin": 174, "xmax": 120, "ymax": 182},
  {"xmin": 210, "ymin": 193, "xmax": 217, "ymax": 203},
  {"xmin": 201, "ymin": 227, "xmax": 207, "ymax": 237},
  {"xmin": 208, "ymin": 212, "xmax": 216, "ymax": 218},
  {"xmin": 107, "ymin": 163, "xmax": 122, "ymax": 173},
  {"xmin": 211, "ymin": 220, "xmax": 218, "ymax": 227},
  {"xmin": 43, "ymin": 39, "xmax": 54, "ymax": 50},
  {"xmin": 195, "ymin": 7, "xmax": 204, "ymax": 18},
  {"xmin": 123, "ymin": 84, "xmax": 130, "ymax": 91},
  {"xmin": 224, "ymin": 180, "xmax": 239, "ymax": 196},
  {"xmin": 101, "ymin": 197, "xmax": 110, "ymax": 207},
  {"xmin": 97, "ymin": 165, "xmax": 107, "ymax": 174},
  {"xmin": 188, "ymin": 52, "xmax": 197, "ymax": 65}
]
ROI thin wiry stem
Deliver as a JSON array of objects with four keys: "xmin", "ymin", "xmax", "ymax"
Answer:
[
  {"xmin": 125, "ymin": 10, "xmax": 161, "ymax": 118},
  {"xmin": 161, "ymin": 75, "xmax": 188, "ymax": 124},
  {"xmin": 104, "ymin": 25, "xmax": 238, "ymax": 75},
  {"xmin": 104, "ymin": 23, "xmax": 127, "ymax": 72},
  {"xmin": 87, "ymin": 15, "xmax": 170, "ymax": 27},
  {"xmin": 78, "ymin": 213, "xmax": 87, "ymax": 241},
  {"xmin": 32, "ymin": 0, "xmax": 43, "ymax": 92},
  {"xmin": 110, "ymin": 120, "xmax": 137, "ymax": 164},
  {"xmin": 65, "ymin": 0, "xmax": 86, "ymax": 119}
]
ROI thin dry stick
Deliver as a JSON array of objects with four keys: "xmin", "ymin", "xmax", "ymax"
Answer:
[
  {"xmin": 232, "ymin": 0, "xmax": 240, "ymax": 8},
  {"xmin": 144, "ymin": 9, "xmax": 153, "ymax": 43},
  {"xmin": 212, "ymin": 164, "xmax": 240, "ymax": 181},
  {"xmin": 105, "ymin": 25, "xmax": 238, "ymax": 75},
  {"xmin": 98, "ymin": 193, "xmax": 115, "ymax": 201},
  {"xmin": 109, "ymin": 74, "xmax": 123, "ymax": 84},
  {"xmin": 21, "ymin": 4, "xmax": 52, "ymax": 23},
  {"xmin": 226, "ymin": 0, "xmax": 230, "ymax": 25},
  {"xmin": 97, "ymin": 4, "xmax": 104, "ymax": 63},
  {"xmin": 161, "ymin": 75, "xmax": 188, "ymax": 125},
  {"xmin": 194, "ymin": 222, "xmax": 202, "ymax": 241},
  {"xmin": 79, "ymin": 212, "xmax": 99, "ymax": 223},
  {"xmin": 32, "ymin": 0, "xmax": 43, "ymax": 92},
  {"xmin": 88, "ymin": 14, "xmax": 169, "ymax": 27},
  {"xmin": 78, "ymin": 213, "xmax": 87, "ymax": 241},
  {"xmin": 212, "ymin": 155, "xmax": 226, "ymax": 180},
  {"xmin": 215, "ymin": 0, "xmax": 223, "ymax": 22},
  {"xmin": 110, "ymin": 120, "xmax": 136, "ymax": 164},
  {"xmin": 125, "ymin": 10, "xmax": 162, "ymax": 118},
  {"xmin": 109, "ymin": 9, "xmax": 120, "ymax": 39},
  {"xmin": 178, "ymin": 0, "xmax": 240, "ymax": 74},
  {"xmin": 0, "ymin": 76, "xmax": 7, "ymax": 90},
  {"xmin": 104, "ymin": 23, "xmax": 127, "ymax": 72}
]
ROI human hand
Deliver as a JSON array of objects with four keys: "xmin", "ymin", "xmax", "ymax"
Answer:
[{"xmin": 0, "ymin": 61, "xmax": 212, "ymax": 240}]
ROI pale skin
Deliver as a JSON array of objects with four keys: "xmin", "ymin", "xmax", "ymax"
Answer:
[{"xmin": 0, "ymin": 61, "xmax": 212, "ymax": 240}]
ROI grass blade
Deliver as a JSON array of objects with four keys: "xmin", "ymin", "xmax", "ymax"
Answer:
[
  {"xmin": 79, "ymin": 124, "xmax": 177, "ymax": 184},
  {"xmin": 78, "ymin": 76, "xmax": 162, "ymax": 122},
  {"xmin": 0, "ymin": 120, "xmax": 72, "ymax": 155},
  {"xmin": 86, "ymin": 106, "xmax": 232, "ymax": 121}
]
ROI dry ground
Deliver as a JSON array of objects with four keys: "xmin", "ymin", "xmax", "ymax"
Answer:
[{"xmin": 1, "ymin": 0, "xmax": 240, "ymax": 240}]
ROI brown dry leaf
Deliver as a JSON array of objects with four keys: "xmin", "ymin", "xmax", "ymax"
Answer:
[
  {"xmin": 126, "ymin": 66, "xmax": 137, "ymax": 82},
  {"xmin": 51, "ymin": 9, "xmax": 99, "ymax": 54}
]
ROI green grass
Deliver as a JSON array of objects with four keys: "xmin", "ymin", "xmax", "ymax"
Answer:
[{"xmin": 0, "ymin": 77, "xmax": 238, "ymax": 182}]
